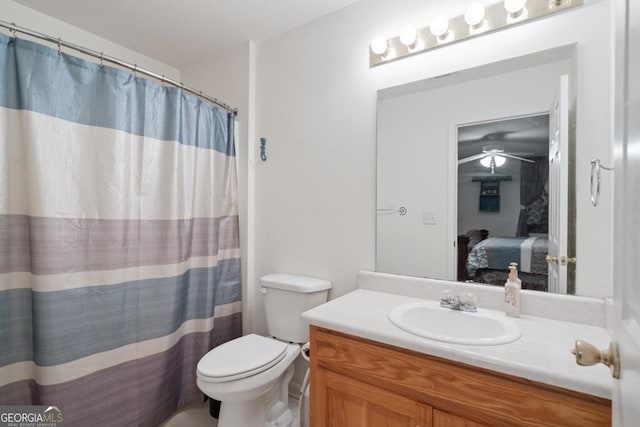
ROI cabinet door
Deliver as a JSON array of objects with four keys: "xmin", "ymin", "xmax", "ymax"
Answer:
[
  {"xmin": 312, "ymin": 368, "xmax": 432, "ymax": 427},
  {"xmin": 433, "ymin": 410, "xmax": 489, "ymax": 427}
]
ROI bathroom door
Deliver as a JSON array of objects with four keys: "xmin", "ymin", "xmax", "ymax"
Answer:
[
  {"xmin": 612, "ymin": 0, "xmax": 640, "ymax": 424},
  {"xmin": 547, "ymin": 75, "xmax": 569, "ymax": 294}
]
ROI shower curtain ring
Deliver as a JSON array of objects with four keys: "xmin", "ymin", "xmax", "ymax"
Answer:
[
  {"xmin": 161, "ymin": 75, "xmax": 166, "ymax": 86},
  {"xmin": 57, "ymin": 37, "xmax": 62, "ymax": 54},
  {"xmin": 99, "ymin": 52, "xmax": 104, "ymax": 68},
  {"xmin": 133, "ymin": 64, "xmax": 138, "ymax": 77}
]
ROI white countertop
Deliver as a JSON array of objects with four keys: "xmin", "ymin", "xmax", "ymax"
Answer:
[{"xmin": 302, "ymin": 289, "xmax": 612, "ymax": 399}]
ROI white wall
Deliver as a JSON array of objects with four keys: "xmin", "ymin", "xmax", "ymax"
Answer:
[
  {"xmin": 2, "ymin": 0, "xmax": 180, "ymax": 79},
  {"xmin": 254, "ymin": 0, "xmax": 613, "ymax": 306},
  {"xmin": 377, "ymin": 59, "xmax": 568, "ymax": 279}
]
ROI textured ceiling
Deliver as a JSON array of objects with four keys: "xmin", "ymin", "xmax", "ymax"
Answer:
[{"xmin": 13, "ymin": 0, "xmax": 360, "ymax": 68}]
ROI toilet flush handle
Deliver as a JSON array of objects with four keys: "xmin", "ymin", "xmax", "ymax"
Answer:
[
  {"xmin": 259, "ymin": 287, "xmax": 268, "ymax": 295},
  {"xmin": 301, "ymin": 342, "xmax": 311, "ymax": 362}
]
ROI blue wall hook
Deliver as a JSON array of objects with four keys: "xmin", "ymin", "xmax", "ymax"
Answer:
[{"xmin": 260, "ymin": 138, "xmax": 267, "ymax": 162}]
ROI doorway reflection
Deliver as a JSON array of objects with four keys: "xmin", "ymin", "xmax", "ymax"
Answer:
[{"xmin": 457, "ymin": 114, "xmax": 551, "ymax": 291}]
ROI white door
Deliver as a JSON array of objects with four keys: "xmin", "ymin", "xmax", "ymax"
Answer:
[
  {"xmin": 547, "ymin": 75, "xmax": 569, "ymax": 294},
  {"xmin": 612, "ymin": 0, "xmax": 640, "ymax": 424}
]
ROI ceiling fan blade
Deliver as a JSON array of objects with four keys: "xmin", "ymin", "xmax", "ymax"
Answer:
[
  {"xmin": 501, "ymin": 153, "xmax": 536, "ymax": 163},
  {"xmin": 458, "ymin": 153, "xmax": 486, "ymax": 164}
]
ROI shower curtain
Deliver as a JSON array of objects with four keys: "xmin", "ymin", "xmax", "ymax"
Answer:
[{"xmin": 0, "ymin": 34, "xmax": 242, "ymax": 426}]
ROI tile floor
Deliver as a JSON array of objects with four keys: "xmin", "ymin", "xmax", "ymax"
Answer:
[
  {"xmin": 160, "ymin": 401, "xmax": 213, "ymax": 427},
  {"xmin": 161, "ymin": 396, "xmax": 302, "ymax": 427}
]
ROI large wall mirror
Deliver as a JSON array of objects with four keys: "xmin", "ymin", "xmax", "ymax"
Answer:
[{"xmin": 376, "ymin": 46, "xmax": 582, "ymax": 295}]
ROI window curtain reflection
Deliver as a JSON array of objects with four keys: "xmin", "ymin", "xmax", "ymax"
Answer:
[{"xmin": 516, "ymin": 156, "xmax": 549, "ymax": 236}]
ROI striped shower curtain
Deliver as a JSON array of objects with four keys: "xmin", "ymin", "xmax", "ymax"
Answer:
[{"xmin": 0, "ymin": 34, "xmax": 242, "ymax": 426}]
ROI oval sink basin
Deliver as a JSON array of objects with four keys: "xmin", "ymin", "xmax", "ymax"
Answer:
[{"xmin": 388, "ymin": 300, "xmax": 521, "ymax": 346}]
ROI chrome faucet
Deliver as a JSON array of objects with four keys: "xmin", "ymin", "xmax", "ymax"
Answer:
[{"xmin": 440, "ymin": 290, "xmax": 477, "ymax": 312}]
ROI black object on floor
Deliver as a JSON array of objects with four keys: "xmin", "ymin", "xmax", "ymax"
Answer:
[{"xmin": 209, "ymin": 398, "xmax": 221, "ymax": 419}]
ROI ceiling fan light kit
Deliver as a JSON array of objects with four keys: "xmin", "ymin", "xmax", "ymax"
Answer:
[
  {"xmin": 459, "ymin": 146, "xmax": 536, "ymax": 173},
  {"xmin": 480, "ymin": 154, "xmax": 506, "ymax": 168}
]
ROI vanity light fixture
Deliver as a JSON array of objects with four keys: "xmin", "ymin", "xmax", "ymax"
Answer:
[
  {"xmin": 504, "ymin": 0, "xmax": 527, "ymax": 16},
  {"xmin": 505, "ymin": 0, "xmax": 528, "ymax": 22},
  {"xmin": 430, "ymin": 16, "xmax": 450, "ymax": 39},
  {"xmin": 370, "ymin": 36, "xmax": 390, "ymax": 57},
  {"xmin": 369, "ymin": 0, "xmax": 582, "ymax": 67},
  {"xmin": 464, "ymin": 3, "xmax": 486, "ymax": 27},
  {"xmin": 399, "ymin": 26, "xmax": 418, "ymax": 49}
]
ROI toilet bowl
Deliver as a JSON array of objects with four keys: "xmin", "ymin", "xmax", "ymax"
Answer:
[
  {"xmin": 197, "ymin": 334, "xmax": 300, "ymax": 427},
  {"xmin": 196, "ymin": 274, "xmax": 331, "ymax": 427}
]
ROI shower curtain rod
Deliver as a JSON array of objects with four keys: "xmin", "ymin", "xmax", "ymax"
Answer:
[{"xmin": 0, "ymin": 20, "xmax": 238, "ymax": 115}]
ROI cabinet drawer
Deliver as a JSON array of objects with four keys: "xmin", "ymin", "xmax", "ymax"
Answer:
[{"xmin": 311, "ymin": 326, "xmax": 611, "ymax": 427}]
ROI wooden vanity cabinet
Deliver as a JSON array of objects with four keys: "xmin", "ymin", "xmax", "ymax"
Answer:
[
  {"xmin": 433, "ymin": 410, "xmax": 490, "ymax": 427},
  {"xmin": 309, "ymin": 326, "xmax": 611, "ymax": 427},
  {"xmin": 315, "ymin": 368, "xmax": 432, "ymax": 426}
]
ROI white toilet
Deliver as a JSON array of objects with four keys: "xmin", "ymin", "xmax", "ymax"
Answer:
[{"xmin": 196, "ymin": 274, "xmax": 331, "ymax": 427}]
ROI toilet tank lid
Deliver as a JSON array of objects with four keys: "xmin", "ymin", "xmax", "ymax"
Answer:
[{"xmin": 260, "ymin": 274, "xmax": 332, "ymax": 293}]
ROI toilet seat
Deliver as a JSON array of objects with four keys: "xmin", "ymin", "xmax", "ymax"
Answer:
[{"xmin": 197, "ymin": 334, "xmax": 289, "ymax": 383}]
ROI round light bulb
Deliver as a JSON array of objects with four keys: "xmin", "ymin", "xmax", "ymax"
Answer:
[
  {"xmin": 430, "ymin": 16, "xmax": 449, "ymax": 37},
  {"xmin": 465, "ymin": 4, "xmax": 486, "ymax": 26},
  {"xmin": 399, "ymin": 26, "xmax": 417, "ymax": 47},
  {"xmin": 370, "ymin": 37, "xmax": 388, "ymax": 55},
  {"xmin": 480, "ymin": 155, "xmax": 506, "ymax": 167},
  {"xmin": 504, "ymin": 0, "xmax": 527, "ymax": 14}
]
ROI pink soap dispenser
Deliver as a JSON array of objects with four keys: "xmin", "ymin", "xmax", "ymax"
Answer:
[{"xmin": 504, "ymin": 262, "xmax": 521, "ymax": 317}]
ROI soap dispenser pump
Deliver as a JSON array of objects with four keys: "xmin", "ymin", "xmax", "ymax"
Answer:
[{"xmin": 504, "ymin": 262, "xmax": 521, "ymax": 317}]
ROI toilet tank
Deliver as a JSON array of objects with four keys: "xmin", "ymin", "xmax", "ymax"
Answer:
[{"xmin": 260, "ymin": 274, "xmax": 331, "ymax": 343}]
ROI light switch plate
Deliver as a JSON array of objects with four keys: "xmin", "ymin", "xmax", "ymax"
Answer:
[{"xmin": 423, "ymin": 211, "xmax": 438, "ymax": 225}]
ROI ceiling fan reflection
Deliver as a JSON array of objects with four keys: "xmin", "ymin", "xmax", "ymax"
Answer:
[{"xmin": 458, "ymin": 147, "xmax": 534, "ymax": 174}]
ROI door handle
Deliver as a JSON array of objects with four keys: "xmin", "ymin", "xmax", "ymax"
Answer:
[{"xmin": 571, "ymin": 340, "xmax": 620, "ymax": 379}]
